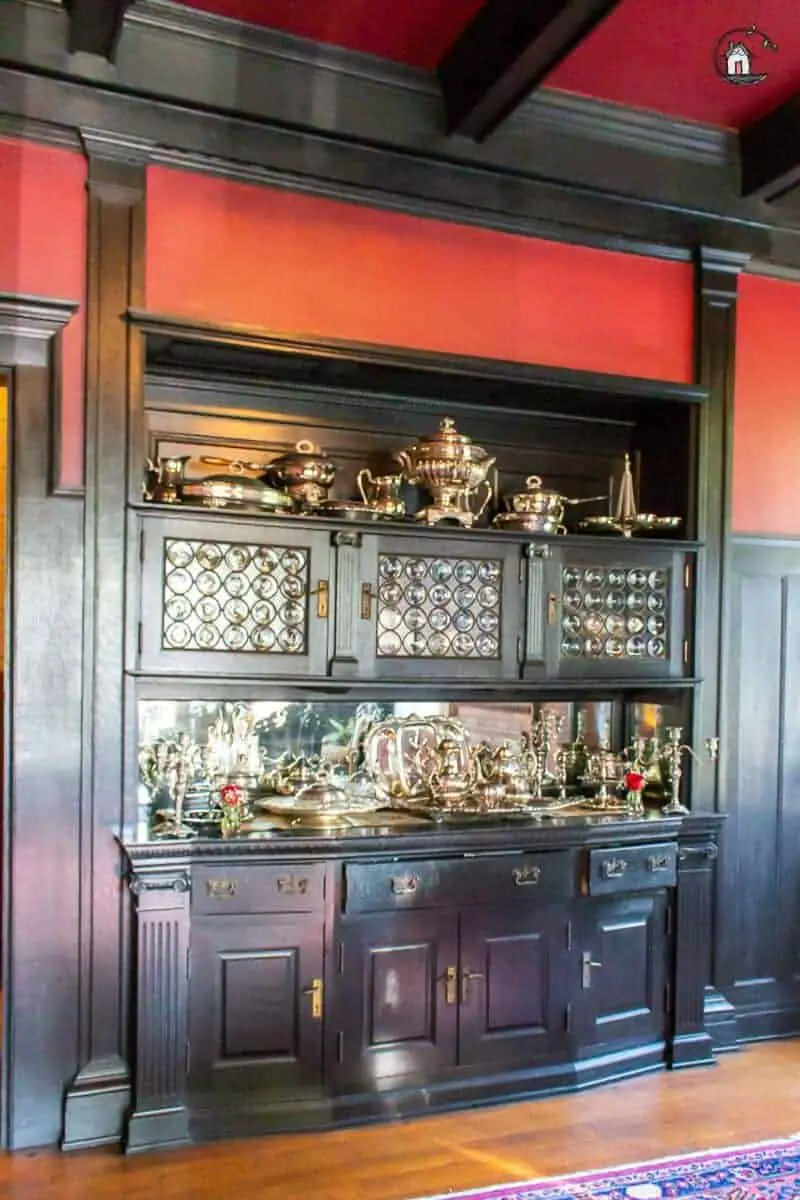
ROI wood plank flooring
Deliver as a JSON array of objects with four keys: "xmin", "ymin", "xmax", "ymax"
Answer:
[{"xmin": 2, "ymin": 1041, "xmax": 799, "ymax": 1200}]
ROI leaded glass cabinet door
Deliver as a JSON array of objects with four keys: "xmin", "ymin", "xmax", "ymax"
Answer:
[
  {"xmin": 552, "ymin": 544, "xmax": 693, "ymax": 680},
  {"xmin": 358, "ymin": 533, "xmax": 523, "ymax": 681},
  {"xmin": 134, "ymin": 515, "xmax": 332, "ymax": 678}
]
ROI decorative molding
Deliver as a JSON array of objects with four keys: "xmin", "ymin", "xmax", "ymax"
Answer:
[
  {"xmin": 0, "ymin": 293, "xmax": 78, "ymax": 365},
  {"xmin": 2, "ymin": 58, "xmax": 799, "ymax": 267},
  {"xmin": 130, "ymin": 307, "xmax": 710, "ymax": 404},
  {"xmin": 515, "ymin": 91, "xmax": 737, "ymax": 168},
  {"xmin": 80, "ymin": 125, "xmax": 154, "ymax": 166},
  {"xmin": 744, "ymin": 259, "xmax": 800, "ymax": 283},
  {"xmin": 129, "ymin": 871, "xmax": 190, "ymax": 896},
  {"xmin": 0, "ymin": 110, "xmax": 82, "ymax": 150}
]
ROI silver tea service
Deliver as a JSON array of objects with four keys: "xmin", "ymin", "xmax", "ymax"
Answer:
[{"xmin": 395, "ymin": 417, "xmax": 496, "ymax": 528}]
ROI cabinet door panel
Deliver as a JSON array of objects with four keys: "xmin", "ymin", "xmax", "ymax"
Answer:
[
  {"xmin": 555, "ymin": 546, "xmax": 690, "ymax": 680},
  {"xmin": 335, "ymin": 911, "xmax": 459, "ymax": 1085},
  {"xmin": 458, "ymin": 907, "xmax": 569, "ymax": 1068},
  {"xmin": 135, "ymin": 515, "xmax": 331, "ymax": 677},
  {"xmin": 364, "ymin": 535, "xmax": 522, "ymax": 681},
  {"xmin": 578, "ymin": 893, "xmax": 669, "ymax": 1048},
  {"xmin": 188, "ymin": 914, "xmax": 324, "ymax": 1098}
]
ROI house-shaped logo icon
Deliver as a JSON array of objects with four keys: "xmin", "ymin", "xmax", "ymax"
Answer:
[
  {"xmin": 714, "ymin": 25, "xmax": 777, "ymax": 86},
  {"xmin": 725, "ymin": 42, "xmax": 751, "ymax": 77}
]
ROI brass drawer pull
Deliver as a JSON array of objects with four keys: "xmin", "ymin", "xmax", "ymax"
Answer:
[
  {"xmin": 512, "ymin": 864, "xmax": 542, "ymax": 887},
  {"xmin": 276, "ymin": 875, "xmax": 309, "ymax": 896},
  {"xmin": 601, "ymin": 857, "xmax": 627, "ymax": 880},
  {"xmin": 206, "ymin": 879, "xmax": 236, "ymax": 898},
  {"xmin": 390, "ymin": 874, "xmax": 419, "ymax": 896},
  {"xmin": 647, "ymin": 854, "xmax": 672, "ymax": 872}
]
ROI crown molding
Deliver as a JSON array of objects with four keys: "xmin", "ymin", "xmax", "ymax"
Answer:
[
  {"xmin": 0, "ymin": 293, "xmax": 78, "ymax": 365},
  {"xmin": 516, "ymin": 91, "xmax": 737, "ymax": 168}
]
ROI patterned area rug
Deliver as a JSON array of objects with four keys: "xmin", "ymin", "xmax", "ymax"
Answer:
[{"xmin": 416, "ymin": 1136, "xmax": 800, "ymax": 1200}]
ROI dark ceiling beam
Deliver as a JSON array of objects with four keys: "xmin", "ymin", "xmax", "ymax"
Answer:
[
  {"xmin": 438, "ymin": 0, "xmax": 624, "ymax": 141},
  {"xmin": 62, "ymin": 0, "xmax": 134, "ymax": 61},
  {"xmin": 741, "ymin": 92, "xmax": 800, "ymax": 202}
]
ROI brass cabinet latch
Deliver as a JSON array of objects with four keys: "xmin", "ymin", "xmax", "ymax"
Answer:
[
  {"xmin": 581, "ymin": 951, "xmax": 603, "ymax": 990},
  {"xmin": 441, "ymin": 965, "xmax": 458, "ymax": 1005},
  {"xmin": 310, "ymin": 579, "xmax": 329, "ymax": 618},
  {"xmin": 360, "ymin": 582, "xmax": 377, "ymax": 620},
  {"xmin": 304, "ymin": 978, "xmax": 323, "ymax": 1019},
  {"xmin": 460, "ymin": 968, "xmax": 484, "ymax": 1004},
  {"xmin": 547, "ymin": 593, "xmax": 560, "ymax": 625}
]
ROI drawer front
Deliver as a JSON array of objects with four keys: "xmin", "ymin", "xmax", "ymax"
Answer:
[
  {"xmin": 192, "ymin": 862, "xmax": 326, "ymax": 915},
  {"xmin": 586, "ymin": 842, "xmax": 678, "ymax": 896},
  {"xmin": 343, "ymin": 852, "xmax": 576, "ymax": 914}
]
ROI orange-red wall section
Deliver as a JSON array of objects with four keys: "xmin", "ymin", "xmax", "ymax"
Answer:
[
  {"xmin": 732, "ymin": 273, "xmax": 800, "ymax": 537},
  {"xmin": 145, "ymin": 166, "xmax": 694, "ymax": 384},
  {"xmin": 0, "ymin": 138, "xmax": 86, "ymax": 488}
]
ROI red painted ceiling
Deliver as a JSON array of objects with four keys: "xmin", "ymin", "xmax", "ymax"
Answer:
[{"xmin": 174, "ymin": 0, "xmax": 800, "ymax": 129}]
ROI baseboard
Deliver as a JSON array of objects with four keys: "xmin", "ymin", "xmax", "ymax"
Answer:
[
  {"xmin": 61, "ymin": 1056, "xmax": 130, "ymax": 1151},
  {"xmin": 704, "ymin": 987, "xmax": 740, "ymax": 1053},
  {"xmin": 734, "ymin": 1004, "xmax": 800, "ymax": 1044},
  {"xmin": 126, "ymin": 1105, "xmax": 191, "ymax": 1154}
]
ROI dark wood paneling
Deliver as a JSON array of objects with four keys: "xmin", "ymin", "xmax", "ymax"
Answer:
[
  {"xmin": 741, "ymin": 93, "xmax": 800, "ymax": 203},
  {"xmin": 717, "ymin": 539, "xmax": 800, "ymax": 1033},
  {"xmin": 63, "ymin": 0, "xmax": 134, "ymax": 60},
  {"xmin": 61, "ymin": 156, "xmax": 147, "ymax": 1150},
  {"xmin": 691, "ymin": 250, "xmax": 748, "ymax": 812},
  {"xmin": 4, "ymin": 365, "xmax": 84, "ymax": 1148},
  {"xmin": 438, "ymin": 0, "xmax": 624, "ymax": 139}
]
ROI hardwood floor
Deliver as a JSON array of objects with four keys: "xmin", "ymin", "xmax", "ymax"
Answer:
[{"xmin": 2, "ymin": 1042, "xmax": 799, "ymax": 1200}]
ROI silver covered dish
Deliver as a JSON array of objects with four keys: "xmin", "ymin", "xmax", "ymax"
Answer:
[{"xmin": 264, "ymin": 439, "xmax": 337, "ymax": 509}]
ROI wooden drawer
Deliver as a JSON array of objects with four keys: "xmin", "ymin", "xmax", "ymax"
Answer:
[
  {"xmin": 192, "ymin": 862, "xmax": 326, "ymax": 915},
  {"xmin": 585, "ymin": 842, "xmax": 678, "ymax": 896},
  {"xmin": 343, "ymin": 852, "xmax": 576, "ymax": 914}
]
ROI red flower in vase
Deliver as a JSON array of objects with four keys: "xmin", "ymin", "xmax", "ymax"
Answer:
[
  {"xmin": 624, "ymin": 771, "xmax": 646, "ymax": 793},
  {"xmin": 219, "ymin": 784, "xmax": 243, "ymax": 809}
]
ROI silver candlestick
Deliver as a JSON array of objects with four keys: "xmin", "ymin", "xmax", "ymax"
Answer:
[{"xmin": 660, "ymin": 727, "xmax": 700, "ymax": 815}]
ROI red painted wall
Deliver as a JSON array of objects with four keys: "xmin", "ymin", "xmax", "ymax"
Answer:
[
  {"xmin": 732, "ymin": 274, "xmax": 800, "ymax": 537},
  {"xmin": 0, "ymin": 138, "xmax": 86, "ymax": 488},
  {"xmin": 146, "ymin": 166, "xmax": 694, "ymax": 384}
]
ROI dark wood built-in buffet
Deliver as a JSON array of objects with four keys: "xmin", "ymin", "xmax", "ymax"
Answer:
[{"xmin": 120, "ymin": 324, "xmax": 724, "ymax": 1152}]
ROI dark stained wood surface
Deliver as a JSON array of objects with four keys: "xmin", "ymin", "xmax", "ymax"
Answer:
[
  {"xmin": 438, "ymin": 0, "xmax": 625, "ymax": 139},
  {"xmin": 0, "ymin": 1041, "xmax": 797, "ymax": 1198}
]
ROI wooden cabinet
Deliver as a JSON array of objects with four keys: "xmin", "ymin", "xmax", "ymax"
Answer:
[
  {"xmin": 551, "ymin": 543, "xmax": 692, "ymax": 681},
  {"xmin": 575, "ymin": 892, "xmax": 670, "ymax": 1050},
  {"xmin": 134, "ymin": 514, "xmax": 332, "ymax": 678},
  {"xmin": 123, "ymin": 818, "xmax": 724, "ymax": 1151},
  {"xmin": 458, "ymin": 905, "xmax": 571, "ymax": 1069},
  {"xmin": 188, "ymin": 913, "xmax": 325, "ymax": 1100},
  {"xmin": 334, "ymin": 910, "xmax": 459, "ymax": 1085},
  {"xmin": 331, "ymin": 530, "xmax": 524, "ymax": 682}
]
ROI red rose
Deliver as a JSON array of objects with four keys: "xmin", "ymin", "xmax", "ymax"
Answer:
[
  {"xmin": 625, "ymin": 771, "xmax": 646, "ymax": 792},
  {"xmin": 220, "ymin": 784, "xmax": 243, "ymax": 808}
]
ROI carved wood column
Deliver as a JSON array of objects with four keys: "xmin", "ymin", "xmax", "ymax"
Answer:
[
  {"xmin": 125, "ymin": 862, "xmax": 192, "ymax": 1153},
  {"xmin": 61, "ymin": 135, "xmax": 150, "ymax": 1150},
  {"xmin": 670, "ymin": 817, "xmax": 724, "ymax": 1066}
]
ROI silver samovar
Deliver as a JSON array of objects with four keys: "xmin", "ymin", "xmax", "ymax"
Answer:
[{"xmin": 395, "ymin": 417, "xmax": 496, "ymax": 527}]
